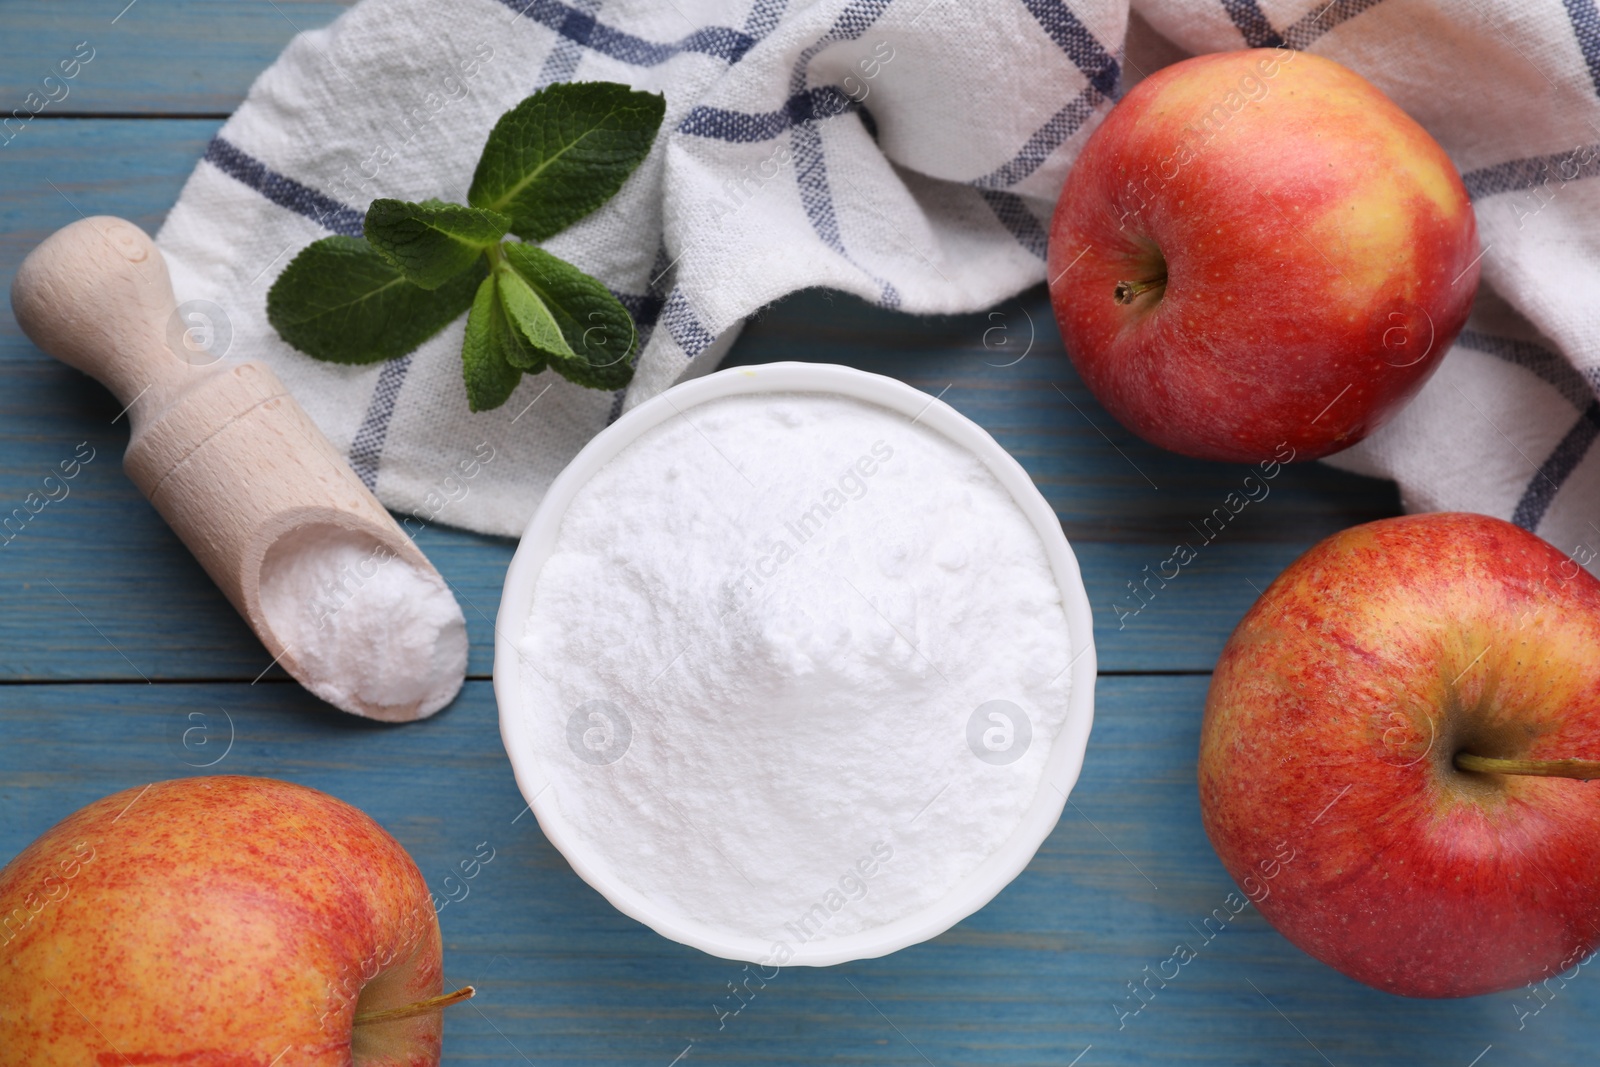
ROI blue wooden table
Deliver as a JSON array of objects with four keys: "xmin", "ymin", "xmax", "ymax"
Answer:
[{"xmin": 2, "ymin": 4, "xmax": 1592, "ymax": 1064}]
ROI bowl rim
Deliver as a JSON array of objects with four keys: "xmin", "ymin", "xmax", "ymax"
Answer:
[{"xmin": 494, "ymin": 361, "xmax": 1098, "ymax": 966}]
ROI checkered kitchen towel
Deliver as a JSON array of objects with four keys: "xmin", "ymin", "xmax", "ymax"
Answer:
[{"xmin": 158, "ymin": 0, "xmax": 1600, "ymax": 553}]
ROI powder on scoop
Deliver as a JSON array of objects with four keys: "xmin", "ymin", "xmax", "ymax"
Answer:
[
  {"xmin": 518, "ymin": 391, "xmax": 1076, "ymax": 947},
  {"xmin": 259, "ymin": 526, "xmax": 467, "ymax": 720}
]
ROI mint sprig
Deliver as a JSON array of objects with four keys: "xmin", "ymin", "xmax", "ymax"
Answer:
[{"xmin": 266, "ymin": 82, "xmax": 666, "ymax": 412}]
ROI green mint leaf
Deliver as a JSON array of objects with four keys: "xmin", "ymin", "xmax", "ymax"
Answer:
[
  {"xmin": 482, "ymin": 258, "xmax": 548, "ymax": 375},
  {"xmin": 495, "ymin": 257, "xmax": 573, "ymax": 370},
  {"xmin": 500, "ymin": 243, "xmax": 636, "ymax": 390},
  {"xmin": 468, "ymin": 82, "xmax": 666, "ymax": 242},
  {"xmin": 461, "ymin": 273, "xmax": 528, "ymax": 412},
  {"xmin": 363, "ymin": 198, "xmax": 510, "ymax": 290},
  {"xmin": 267, "ymin": 236, "xmax": 482, "ymax": 364}
]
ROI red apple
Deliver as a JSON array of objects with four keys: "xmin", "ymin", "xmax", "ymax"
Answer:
[
  {"xmin": 1047, "ymin": 48, "xmax": 1479, "ymax": 463},
  {"xmin": 1200, "ymin": 513, "xmax": 1600, "ymax": 997},
  {"xmin": 0, "ymin": 776, "xmax": 469, "ymax": 1064}
]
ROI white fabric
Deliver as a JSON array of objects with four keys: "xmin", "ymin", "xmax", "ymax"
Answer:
[{"xmin": 158, "ymin": 0, "xmax": 1600, "ymax": 557}]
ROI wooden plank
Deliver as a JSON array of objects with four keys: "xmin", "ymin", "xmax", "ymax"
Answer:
[
  {"xmin": 0, "ymin": 120, "xmax": 1400, "ymax": 680},
  {"xmin": 0, "ymin": 119, "xmax": 218, "ymax": 299},
  {"xmin": 0, "ymin": 493, "xmax": 1295, "ymax": 681},
  {"xmin": 0, "ymin": 677, "xmax": 1584, "ymax": 1065},
  {"xmin": 0, "ymin": 1, "xmax": 353, "ymax": 116}
]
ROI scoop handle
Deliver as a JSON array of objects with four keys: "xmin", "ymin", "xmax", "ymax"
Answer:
[{"xmin": 11, "ymin": 216, "xmax": 207, "ymax": 421}]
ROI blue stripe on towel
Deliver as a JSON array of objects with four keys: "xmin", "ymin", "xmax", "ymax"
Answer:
[
  {"xmin": 1457, "ymin": 329, "xmax": 1600, "ymax": 535},
  {"xmin": 203, "ymin": 136, "xmax": 365, "ymax": 237},
  {"xmin": 1281, "ymin": 0, "xmax": 1387, "ymax": 50},
  {"xmin": 1564, "ymin": 0, "xmax": 1600, "ymax": 97},
  {"xmin": 1221, "ymin": 0, "xmax": 1387, "ymax": 51},
  {"xmin": 1511, "ymin": 400, "xmax": 1600, "ymax": 531},
  {"xmin": 1020, "ymin": 0, "xmax": 1120, "ymax": 97},
  {"xmin": 533, "ymin": 0, "xmax": 600, "ymax": 87},
  {"xmin": 1461, "ymin": 141, "xmax": 1600, "ymax": 200},
  {"xmin": 1219, "ymin": 0, "xmax": 1285, "ymax": 48},
  {"xmin": 972, "ymin": 83, "xmax": 1102, "ymax": 189},
  {"xmin": 744, "ymin": 0, "xmax": 789, "ymax": 38},
  {"xmin": 979, "ymin": 190, "xmax": 1049, "ymax": 261},
  {"xmin": 607, "ymin": 244, "xmax": 672, "ymax": 423},
  {"xmin": 677, "ymin": 1, "xmax": 1088, "ymax": 260},
  {"xmin": 497, "ymin": 0, "xmax": 756, "ymax": 66},
  {"xmin": 786, "ymin": 0, "xmax": 894, "ymax": 99},
  {"xmin": 790, "ymin": 119, "xmax": 902, "ymax": 309},
  {"xmin": 777, "ymin": 0, "xmax": 902, "ymax": 308},
  {"xmin": 966, "ymin": 0, "xmax": 1122, "ymax": 193},
  {"xmin": 1456, "ymin": 329, "xmax": 1595, "ymax": 411},
  {"xmin": 679, "ymin": 87, "xmax": 856, "ymax": 141},
  {"xmin": 659, "ymin": 286, "xmax": 718, "ymax": 357},
  {"xmin": 348, "ymin": 356, "xmax": 412, "ymax": 490}
]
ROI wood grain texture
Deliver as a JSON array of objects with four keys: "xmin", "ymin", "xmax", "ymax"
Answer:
[
  {"xmin": 0, "ymin": 119, "xmax": 219, "ymax": 300},
  {"xmin": 0, "ymin": 1, "xmax": 356, "ymax": 115},
  {"xmin": 0, "ymin": 678, "xmax": 1589, "ymax": 1066}
]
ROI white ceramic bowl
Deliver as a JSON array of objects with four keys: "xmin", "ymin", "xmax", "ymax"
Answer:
[{"xmin": 494, "ymin": 362, "xmax": 1097, "ymax": 965}]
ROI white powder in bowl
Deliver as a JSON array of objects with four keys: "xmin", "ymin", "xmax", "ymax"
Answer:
[
  {"xmin": 259, "ymin": 526, "xmax": 468, "ymax": 721},
  {"xmin": 519, "ymin": 392, "xmax": 1075, "ymax": 947}
]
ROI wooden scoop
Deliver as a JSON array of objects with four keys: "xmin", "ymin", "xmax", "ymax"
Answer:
[{"xmin": 10, "ymin": 216, "xmax": 466, "ymax": 722}]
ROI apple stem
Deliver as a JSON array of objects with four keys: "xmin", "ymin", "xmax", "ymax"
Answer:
[
  {"xmin": 1455, "ymin": 753, "xmax": 1600, "ymax": 781},
  {"xmin": 353, "ymin": 985, "xmax": 476, "ymax": 1026},
  {"xmin": 1113, "ymin": 275, "xmax": 1167, "ymax": 304}
]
